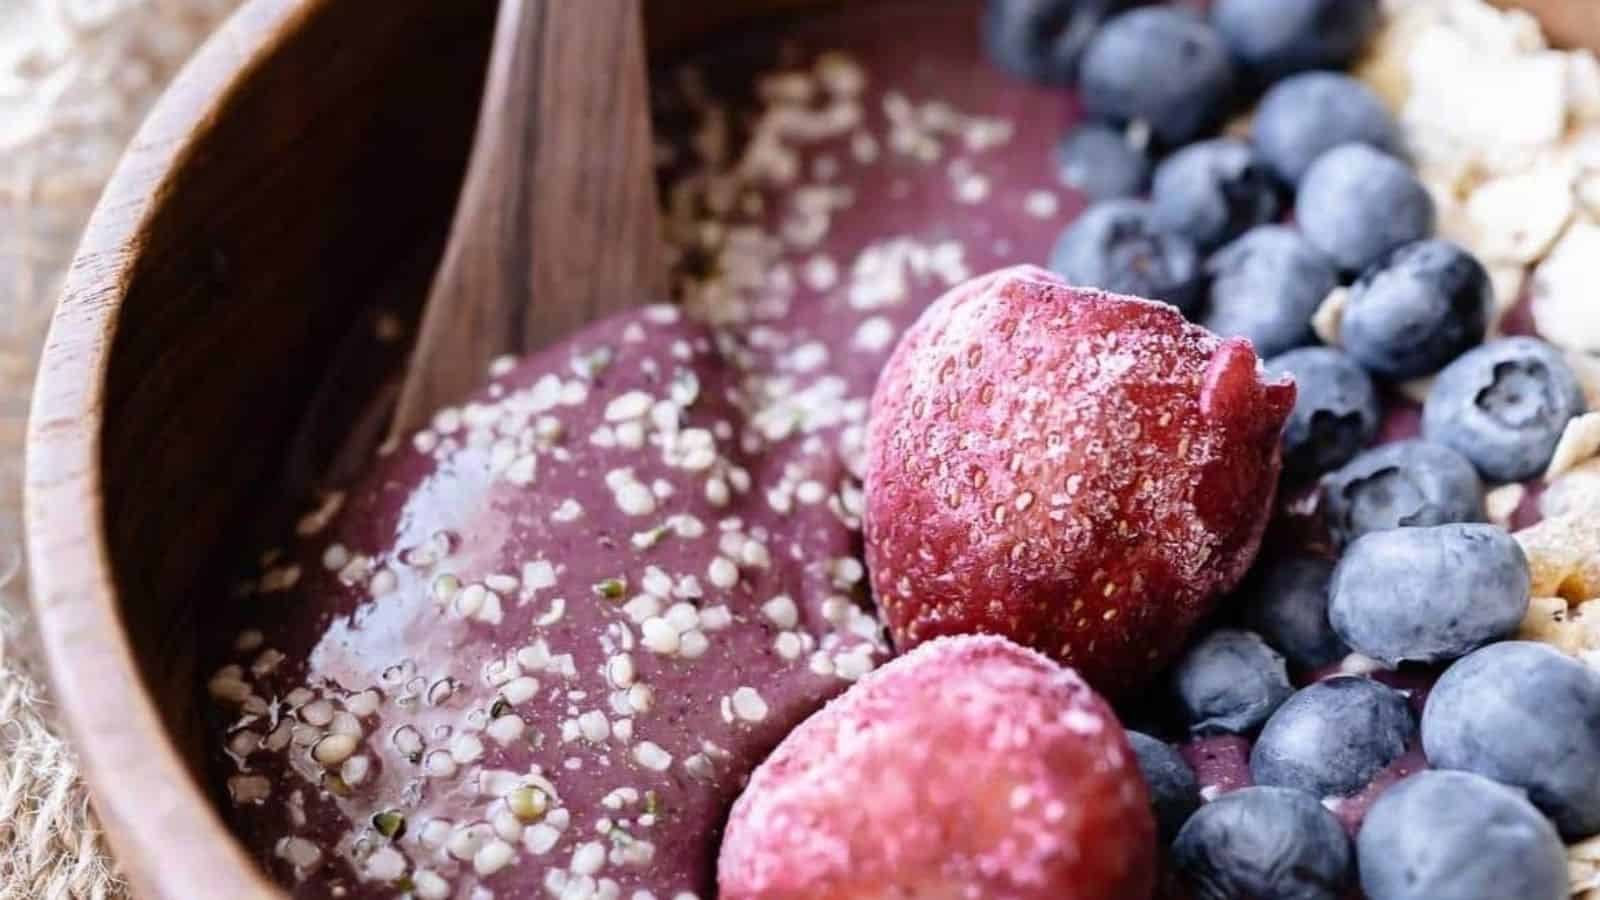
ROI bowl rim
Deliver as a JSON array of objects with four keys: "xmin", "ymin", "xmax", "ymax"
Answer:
[{"xmin": 24, "ymin": 0, "xmax": 322, "ymax": 896}]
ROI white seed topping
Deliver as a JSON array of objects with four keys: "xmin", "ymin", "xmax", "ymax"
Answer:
[
  {"xmin": 447, "ymin": 824, "xmax": 489, "ymax": 861},
  {"xmin": 664, "ymin": 602, "xmax": 701, "ymax": 633},
  {"xmin": 762, "ymin": 594, "xmax": 799, "ymax": 628},
  {"xmin": 605, "ymin": 391, "xmax": 653, "ymax": 421},
  {"xmin": 731, "ymin": 686, "xmax": 769, "ymax": 722},
  {"xmin": 525, "ymin": 823, "xmax": 562, "ymax": 854},
  {"xmin": 775, "ymin": 631, "xmax": 803, "ymax": 659},
  {"xmin": 450, "ymin": 733, "xmax": 485, "ymax": 764},
  {"xmin": 340, "ymin": 755, "xmax": 371, "ymax": 785},
  {"xmin": 641, "ymin": 618, "xmax": 680, "ymax": 655},
  {"xmin": 502, "ymin": 676, "xmax": 540, "ymax": 705},
  {"xmin": 474, "ymin": 840, "xmax": 516, "ymax": 877},
  {"xmin": 616, "ymin": 481, "xmax": 657, "ymax": 516},
  {"xmin": 312, "ymin": 733, "xmax": 359, "ymax": 767},
  {"xmin": 572, "ymin": 840, "xmax": 606, "ymax": 876},
  {"xmin": 606, "ymin": 655, "xmax": 636, "ymax": 688},
  {"xmin": 708, "ymin": 556, "xmax": 739, "ymax": 589},
  {"xmin": 344, "ymin": 689, "xmax": 381, "ymax": 717},
  {"xmin": 412, "ymin": 870, "xmax": 451, "ymax": 900},
  {"xmin": 425, "ymin": 750, "xmax": 458, "ymax": 778},
  {"xmin": 627, "ymin": 683, "xmax": 655, "ymax": 714},
  {"xmin": 275, "ymin": 836, "xmax": 321, "ymax": 870},
  {"xmin": 578, "ymin": 710, "xmax": 611, "ymax": 743},
  {"xmin": 364, "ymin": 846, "xmax": 407, "ymax": 882},
  {"xmin": 679, "ymin": 630, "xmax": 710, "ymax": 659},
  {"xmin": 487, "ymin": 714, "xmax": 526, "ymax": 745},
  {"xmin": 699, "ymin": 605, "xmax": 733, "ymax": 630},
  {"xmin": 633, "ymin": 741, "xmax": 673, "ymax": 771},
  {"xmin": 227, "ymin": 774, "xmax": 271, "ymax": 805},
  {"xmin": 207, "ymin": 673, "xmax": 251, "ymax": 704},
  {"xmin": 419, "ymin": 818, "xmax": 453, "ymax": 849}
]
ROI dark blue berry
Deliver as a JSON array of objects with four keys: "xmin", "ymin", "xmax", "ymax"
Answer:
[
  {"xmin": 1172, "ymin": 785, "xmax": 1352, "ymax": 900},
  {"xmin": 1251, "ymin": 676, "xmax": 1416, "ymax": 798},
  {"xmin": 1171, "ymin": 629, "xmax": 1293, "ymax": 736},
  {"xmin": 1240, "ymin": 554, "xmax": 1348, "ymax": 669},
  {"xmin": 982, "ymin": 0, "xmax": 1146, "ymax": 85},
  {"xmin": 1266, "ymin": 346, "xmax": 1380, "ymax": 478},
  {"xmin": 1342, "ymin": 240, "xmax": 1491, "ymax": 381},
  {"xmin": 1127, "ymin": 731, "xmax": 1200, "ymax": 843},
  {"xmin": 1079, "ymin": 8, "xmax": 1235, "ymax": 146},
  {"xmin": 1358, "ymin": 770, "xmax": 1567, "ymax": 900},
  {"xmin": 1421, "ymin": 336, "xmax": 1588, "ymax": 482},
  {"xmin": 1296, "ymin": 144, "xmax": 1435, "ymax": 274},
  {"xmin": 1056, "ymin": 123, "xmax": 1151, "ymax": 201},
  {"xmin": 1423, "ymin": 641, "xmax": 1600, "ymax": 838},
  {"xmin": 1211, "ymin": 0, "xmax": 1379, "ymax": 81},
  {"xmin": 1050, "ymin": 200, "xmax": 1202, "ymax": 313},
  {"xmin": 1151, "ymin": 139, "xmax": 1282, "ymax": 252},
  {"xmin": 1329, "ymin": 524, "xmax": 1529, "ymax": 666},
  {"xmin": 1320, "ymin": 440, "xmax": 1485, "ymax": 546},
  {"xmin": 1198, "ymin": 224, "xmax": 1333, "ymax": 360},
  {"xmin": 1252, "ymin": 72, "xmax": 1400, "ymax": 184}
]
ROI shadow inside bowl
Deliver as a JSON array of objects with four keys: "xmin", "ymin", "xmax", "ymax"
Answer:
[{"xmin": 99, "ymin": 0, "xmax": 497, "ymax": 826}]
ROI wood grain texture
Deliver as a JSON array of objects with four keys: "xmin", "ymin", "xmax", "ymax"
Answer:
[
  {"xmin": 26, "ymin": 1, "xmax": 496, "ymax": 897},
  {"xmin": 391, "ymin": 0, "xmax": 665, "ymax": 437},
  {"xmin": 1491, "ymin": 0, "xmax": 1600, "ymax": 51}
]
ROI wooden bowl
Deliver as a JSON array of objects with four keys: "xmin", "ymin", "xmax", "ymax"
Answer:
[
  {"xmin": 22, "ymin": 0, "xmax": 818, "ymax": 896},
  {"xmin": 23, "ymin": 1, "xmax": 1597, "ymax": 898}
]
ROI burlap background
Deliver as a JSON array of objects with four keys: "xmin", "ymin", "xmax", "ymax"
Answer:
[{"xmin": 1, "ymin": 2, "xmax": 240, "ymax": 896}]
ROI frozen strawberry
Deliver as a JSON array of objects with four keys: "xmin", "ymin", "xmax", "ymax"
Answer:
[
  {"xmin": 717, "ymin": 635, "xmax": 1155, "ymax": 900},
  {"xmin": 865, "ymin": 266, "xmax": 1294, "ymax": 696}
]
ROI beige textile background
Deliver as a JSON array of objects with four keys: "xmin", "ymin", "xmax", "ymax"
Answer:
[{"xmin": 1, "ymin": 1, "xmax": 240, "ymax": 896}]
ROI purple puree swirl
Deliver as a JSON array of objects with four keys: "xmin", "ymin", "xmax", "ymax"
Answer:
[
  {"xmin": 205, "ymin": 5, "xmax": 1070, "ymax": 898},
  {"xmin": 203, "ymin": 2, "xmax": 1549, "ymax": 899}
]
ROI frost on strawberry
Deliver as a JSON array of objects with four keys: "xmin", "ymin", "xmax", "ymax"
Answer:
[
  {"xmin": 864, "ymin": 266, "xmax": 1294, "ymax": 696},
  {"xmin": 717, "ymin": 635, "xmax": 1155, "ymax": 900}
]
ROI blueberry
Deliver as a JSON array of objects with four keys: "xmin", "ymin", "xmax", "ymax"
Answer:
[
  {"xmin": 1127, "ymin": 731, "xmax": 1200, "ymax": 842},
  {"xmin": 1328, "ymin": 524, "xmax": 1529, "ymax": 666},
  {"xmin": 1056, "ymin": 123, "xmax": 1151, "ymax": 201},
  {"xmin": 1150, "ymin": 139, "xmax": 1282, "ymax": 252},
  {"xmin": 1079, "ymin": 8, "xmax": 1235, "ymax": 146},
  {"xmin": 1296, "ymin": 144, "xmax": 1435, "ymax": 274},
  {"xmin": 1172, "ymin": 785, "xmax": 1351, "ymax": 900},
  {"xmin": 982, "ymin": 0, "xmax": 1146, "ymax": 85},
  {"xmin": 1211, "ymin": 0, "xmax": 1379, "ymax": 80},
  {"xmin": 1171, "ymin": 629, "xmax": 1294, "ymax": 736},
  {"xmin": 1250, "ymin": 676, "xmax": 1416, "ymax": 798},
  {"xmin": 1050, "ymin": 200, "xmax": 1202, "ymax": 313},
  {"xmin": 1240, "ymin": 554, "xmax": 1348, "ymax": 669},
  {"xmin": 1266, "ymin": 347, "xmax": 1380, "ymax": 478},
  {"xmin": 1320, "ymin": 440, "xmax": 1485, "ymax": 546},
  {"xmin": 1252, "ymin": 72, "xmax": 1400, "ymax": 184},
  {"xmin": 1342, "ymin": 240, "xmax": 1491, "ymax": 381},
  {"xmin": 1422, "ymin": 641, "xmax": 1600, "ymax": 838},
  {"xmin": 1421, "ymin": 336, "xmax": 1588, "ymax": 482},
  {"xmin": 1199, "ymin": 226, "xmax": 1333, "ymax": 362},
  {"xmin": 1358, "ymin": 770, "xmax": 1567, "ymax": 900}
]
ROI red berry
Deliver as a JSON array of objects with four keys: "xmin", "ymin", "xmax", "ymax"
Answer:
[
  {"xmin": 864, "ymin": 266, "xmax": 1293, "ymax": 696},
  {"xmin": 717, "ymin": 635, "xmax": 1155, "ymax": 900}
]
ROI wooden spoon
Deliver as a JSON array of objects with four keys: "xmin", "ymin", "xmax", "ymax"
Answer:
[
  {"xmin": 391, "ymin": 0, "xmax": 665, "ymax": 437},
  {"xmin": 1495, "ymin": 0, "xmax": 1600, "ymax": 52}
]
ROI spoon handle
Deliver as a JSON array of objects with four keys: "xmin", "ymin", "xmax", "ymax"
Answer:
[{"xmin": 392, "ymin": 0, "xmax": 663, "ymax": 437}]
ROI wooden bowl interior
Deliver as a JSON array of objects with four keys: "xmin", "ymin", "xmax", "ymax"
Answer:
[
  {"xmin": 89, "ymin": 0, "xmax": 840, "ymax": 884},
  {"xmin": 102, "ymin": 0, "xmax": 498, "ymax": 788}
]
